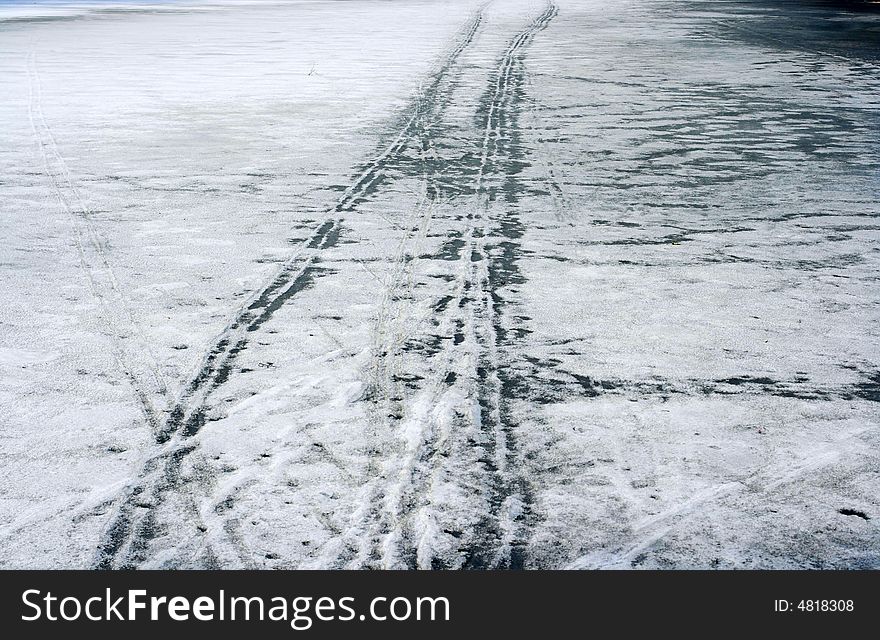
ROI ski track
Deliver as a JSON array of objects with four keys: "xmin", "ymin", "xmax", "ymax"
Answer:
[
  {"xmin": 566, "ymin": 425, "xmax": 876, "ymax": 569},
  {"xmin": 92, "ymin": 5, "xmax": 491, "ymax": 569},
  {"xmin": 456, "ymin": 0, "xmax": 558, "ymax": 571},
  {"xmin": 319, "ymin": 1, "xmax": 559, "ymax": 570},
  {"xmin": 711, "ymin": 18, "xmax": 880, "ymax": 71},
  {"xmin": 26, "ymin": 51, "xmax": 170, "ymax": 431}
]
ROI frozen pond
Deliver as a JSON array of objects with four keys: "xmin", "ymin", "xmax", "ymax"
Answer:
[{"xmin": 1, "ymin": 0, "xmax": 878, "ymax": 568}]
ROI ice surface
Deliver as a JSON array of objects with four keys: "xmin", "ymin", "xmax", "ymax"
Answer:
[{"xmin": 1, "ymin": 0, "xmax": 878, "ymax": 569}]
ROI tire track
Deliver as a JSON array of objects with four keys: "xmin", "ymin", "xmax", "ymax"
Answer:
[{"xmin": 92, "ymin": 6, "xmax": 489, "ymax": 569}]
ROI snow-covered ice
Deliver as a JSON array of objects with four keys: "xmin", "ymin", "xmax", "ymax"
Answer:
[{"xmin": 1, "ymin": 0, "xmax": 878, "ymax": 569}]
